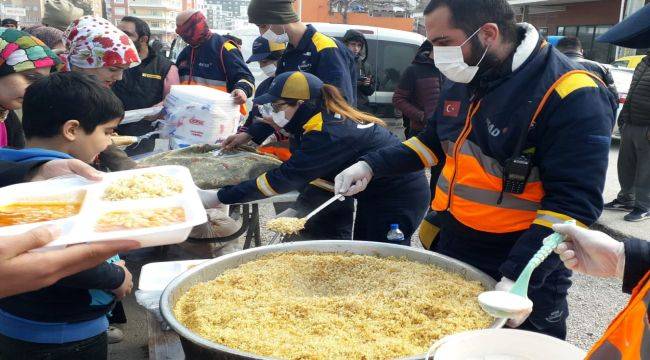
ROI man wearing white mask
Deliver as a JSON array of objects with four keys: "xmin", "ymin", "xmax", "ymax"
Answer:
[
  {"xmin": 335, "ymin": 0, "xmax": 616, "ymax": 339},
  {"xmin": 246, "ymin": 0, "xmax": 356, "ymax": 104},
  {"xmin": 226, "ymin": 0, "xmax": 357, "ymax": 149}
]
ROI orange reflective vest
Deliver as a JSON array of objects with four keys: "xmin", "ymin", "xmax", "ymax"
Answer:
[
  {"xmin": 587, "ymin": 271, "xmax": 650, "ymax": 360},
  {"xmin": 429, "ymin": 70, "xmax": 598, "ymax": 233}
]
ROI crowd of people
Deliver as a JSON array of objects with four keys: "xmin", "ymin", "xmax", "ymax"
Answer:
[{"xmin": 0, "ymin": 0, "xmax": 648, "ymax": 358}]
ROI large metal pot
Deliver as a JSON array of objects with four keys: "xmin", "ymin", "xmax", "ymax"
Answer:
[{"xmin": 161, "ymin": 241, "xmax": 506, "ymax": 360}]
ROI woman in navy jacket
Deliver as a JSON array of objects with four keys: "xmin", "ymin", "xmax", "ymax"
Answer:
[{"xmin": 208, "ymin": 71, "xmax": 430, "ymax": 244}]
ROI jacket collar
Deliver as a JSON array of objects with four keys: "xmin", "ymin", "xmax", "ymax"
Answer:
[
  {"xmin": 284, "ymin": 102, "xmax": 321, "ymax": 136},
  {"xmin": 511, "ymin": 23, "xmax": 540, "ymax": 72},
  {"xmin": 561, "ymin": 50, "xmax": 584, "ymax": 59},
  {"xmin": 139, "ymin": 46, "xmax": 157, "ymax": 66},
  {"xmin": 291, "ymin": 24, "xmax": 318, "ymax": 52},
  {"xmin": 473, "ymin": 23, "xmax": 542, "ymax": 93}
]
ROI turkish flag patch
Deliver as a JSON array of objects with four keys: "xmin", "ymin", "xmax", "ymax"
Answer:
[{"xmin": 443, "ymin": 101, "xmax": 461, "ymax": 117}]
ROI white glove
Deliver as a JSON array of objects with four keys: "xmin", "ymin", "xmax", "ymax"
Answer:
[
  {"xmin": 334, "ymin": 161, "xmax": 373, "ymax": 196},
  {"xmin": 495, "ymin": 277, "xmax": 532, "ymax": 328},
  {"xmin": 197, "ymin": 188, "xmax": 222, "ymax": 209},
  {"xmin": 552, "ymin": 223, "xmax": 625, "ymax": 278}
]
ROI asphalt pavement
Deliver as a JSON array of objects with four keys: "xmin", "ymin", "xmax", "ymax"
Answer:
[
  {"xmin": 598, "ymin": 141, "xmax": 649, "ymax": 240},
  {"xmin": 109, "ymin": 125, "xmax": 637, "ymax": 359}
]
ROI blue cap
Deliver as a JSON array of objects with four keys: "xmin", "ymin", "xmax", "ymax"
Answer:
[
  {"xmin": 246, "ymin": 36, "xmax": 286, "ymax": 63},
  {"xmin": 254, "ymin": 71, "xmax": 324, "ymax": 105},
  {"xmin": 390, "ymin": 224, "xmax": 399, "ymax": 230}
]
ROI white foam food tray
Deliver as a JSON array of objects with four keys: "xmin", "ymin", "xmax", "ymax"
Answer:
[
  {"xmin": 139, "ymin": 260, "xmax": 209, "ymax": 292},
  {"xmin": 0, "ymin": 166, "xmax": 207, "ymax": 250}
]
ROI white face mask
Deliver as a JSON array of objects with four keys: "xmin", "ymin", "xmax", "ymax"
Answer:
[
  {"xmin": 433, "ymin": 28, "xmax": 490, "ymax": 84},
  {"xmin": 271, "ymin": 110, "xmax": 290, "ymax": 128},
  {"xmin": 260, "ymin": 63, "xmax": 276, "ymax": 77},
  {"xmin": 262, "ymin": 27, "xmax": 289, "ymax": 44}
]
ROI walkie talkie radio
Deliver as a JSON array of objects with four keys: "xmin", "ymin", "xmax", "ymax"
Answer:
[
  {"xmin": 502, "ymin": 154, "xmax": 532, "ymax": 195},
  {"xmin": 498, "ymin": 121, "xmax": 534, "ymax": 203}
]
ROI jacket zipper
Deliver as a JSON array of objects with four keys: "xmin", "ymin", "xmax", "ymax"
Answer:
[{"xmin": 446, "ymin": 100, "xmax": 481, "ymax": 210}]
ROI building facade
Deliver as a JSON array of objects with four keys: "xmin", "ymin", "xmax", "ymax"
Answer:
[
  {"xmin": 105, "ymin": 0, "xmax": 129, "ymax": 25},
  {"xmin": 296, "ymin": 0, "xmax": 415, "ymax": 32},
  {"xmin": 1, "ymin": 0, "xmax": 102, "ymax": 28},
  {"xmin": 509, "ymin": 0, "xmax": 649, "ymax": 63},
  {"xmin": 1, "ymin": 0, "xmax": 42, "ymax": 27},
  {"xmin": 202, "ymin": 0, "xmax": 248, "ymax": 30}
]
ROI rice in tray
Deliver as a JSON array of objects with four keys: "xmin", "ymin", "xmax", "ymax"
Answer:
[
  {"xmin": 174, "ymin": 252, "xmax": 493, "ymax": 360},
  {"xmin": 102, "ymin": 173, "xmax": 183, "ymax": 201},
  {"xmin": 266, "ymin": 217, "xmax": 307, "ymax": 235},
  {"xmin": 95, "ymin": 207, "xmax": 185, "ymax": 232}
]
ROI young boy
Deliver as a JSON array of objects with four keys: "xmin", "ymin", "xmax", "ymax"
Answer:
[{"xmin": 0, "ymin": 72, "xmax": 132, "ymax": 360}]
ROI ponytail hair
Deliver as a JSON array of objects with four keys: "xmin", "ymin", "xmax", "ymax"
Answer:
[{"xmin": 320, "ymin": 84, "xmax": 386, "ymax": 127}]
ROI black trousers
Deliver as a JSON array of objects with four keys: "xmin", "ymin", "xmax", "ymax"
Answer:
[
  {"xmin": 354, "ymin": 175, "xmax": 430, "ymax": 245},
  {"xmin": 617, "ymin": 124, "xmax": 650, "ymax": 211},
  {"xmin": 0, "ymin": 332, "xmax": 107, "ymax": 360}
]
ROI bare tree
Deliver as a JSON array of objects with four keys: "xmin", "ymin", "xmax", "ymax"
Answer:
[{"xmin": 329, "ymin": 0, "xmax": 354, "ymax": 24}]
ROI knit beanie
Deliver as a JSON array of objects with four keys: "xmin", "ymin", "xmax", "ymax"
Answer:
[
  {"xmin": 23, "ymin": 25, "xmax": 64, "ymax": 49},
  {"xmin": 248, "ymin": 0, "xmax": 299, "ymax": 25},
  {"xmin": 42, "ymin": 0, "xmax": 83, "ymax": 31}
]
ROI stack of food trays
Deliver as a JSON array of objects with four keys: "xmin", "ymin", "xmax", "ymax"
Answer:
[{"xmin": 0, "ymin": 166, "xmax": 207, "ymax": 249}]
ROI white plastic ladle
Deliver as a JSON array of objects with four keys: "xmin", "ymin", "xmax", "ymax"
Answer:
[{"xmin": 478, "ymin": 220, "xmax": 575, "ymax": 319}]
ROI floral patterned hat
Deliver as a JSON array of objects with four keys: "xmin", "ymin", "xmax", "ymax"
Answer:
[
  {"xmin": 62, "ymin": 15, "xmax": 140, "ymax": 70},
  {"xmin": 0, "ymin": 28, "xmax": 61, "ymax": 77}
]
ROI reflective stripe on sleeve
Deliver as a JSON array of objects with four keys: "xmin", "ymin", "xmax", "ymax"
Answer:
[
  {"xmin": 237, "ymin": 79, "xmax": 255, "ymax": 90},
  {"xmin": 256, "ymin": 173, "xmax": 278, "ymax": 197},
  {"xmin": 403, "ymin": 137, "xmax": 437, "ymax": 167},
  {"xmin": 533, "ymin": 210, "xmax": 586, "ymax": 228}
]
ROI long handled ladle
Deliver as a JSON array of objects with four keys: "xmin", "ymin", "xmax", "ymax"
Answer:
[{"xmin": 478, "ymin": 220, "xmax": 575, "ymax": 319}]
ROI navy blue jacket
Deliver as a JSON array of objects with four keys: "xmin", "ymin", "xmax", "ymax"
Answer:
[
  {"xmin": 246, "ymin": 25, "xmax": 358, "ymax": 144},
  {"xmin": 218, "ymin": 104, "xmax": 424, "ymax": 204},
  {"xmin": 277, "ymin": 24, "xmax": 357, "ymax": 104},
  {"xmin": 363, "ymin": 25, "xmax": 616, "ymax": 288},
  {"xmin": 176, "ymin": 34, "xmax": 255, "ymax": 97}
]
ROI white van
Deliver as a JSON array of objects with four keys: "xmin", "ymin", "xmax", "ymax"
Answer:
[{"xmin": 169, "ymin": 23, "xmax": 426, "ymax": 117}]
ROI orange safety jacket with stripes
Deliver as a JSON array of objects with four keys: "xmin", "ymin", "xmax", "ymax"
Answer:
[
  {"xmin": 587, "ymin": 270, "xmax": 650, "ymax": 360},
  {"xmin": 587, "ymin": 238, "xmax": 650, "ymax": 359},
  {"xmin": 362, "ymin": 24, "xmax": 617, "ymax": 287},
  {"xmin": 176, "ymin": 34, "xmax": 255, "ymax": 115}
]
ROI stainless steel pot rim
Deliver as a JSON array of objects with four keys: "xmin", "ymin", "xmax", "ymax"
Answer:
[{"xmin": 160, "ymin": 240, "xmax": 507, "ymax": 360}]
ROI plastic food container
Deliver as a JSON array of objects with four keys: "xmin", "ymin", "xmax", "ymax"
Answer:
[
  {"xmin": 139, "ymin": 260, "xmax": 208, "ymax": 292},
  {"xmin": 429, "ymin": 328, "xmax": 586, "ymax": 360},
  {"xmin": 0, "ymin": 165, "xmax": 207, "ymax": 250}
]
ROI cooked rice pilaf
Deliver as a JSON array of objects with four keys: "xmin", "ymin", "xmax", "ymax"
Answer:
[
  {"xmin": 103, "ymin": 173, "xmax": 183, "ymax": 201},
  {"xmin": 266, "ymin": 217, "xmax": 307, "ymax": 234},
  {"xmin": 95, "ymin": 207, "xmax": 185, "ymax": 232},
  {"xmin": 174, "ymin": 252, "xmax": 493, "ymax": 360}
]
